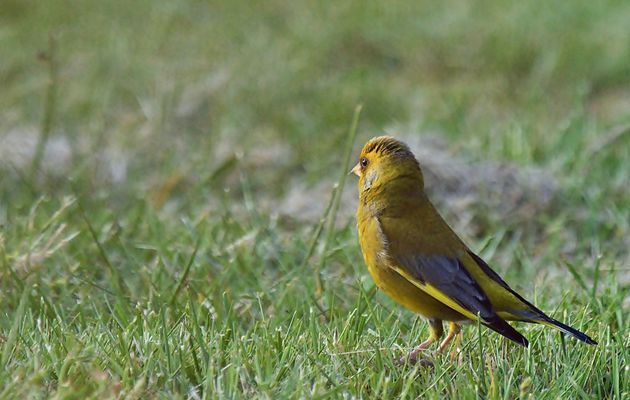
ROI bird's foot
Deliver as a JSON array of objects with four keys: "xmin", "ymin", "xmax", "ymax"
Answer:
[
  {"xmin": 396, "ymin": 350, "xmax": 434, "ymax": 368},
  {"xmin": 396, "ymin": 337, "xmax": 435, "ymax": 367}
]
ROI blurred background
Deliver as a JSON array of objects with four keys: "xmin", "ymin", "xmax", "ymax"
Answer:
[
  {"xmin": 0, "ymin": 1, "xmax": 629, "ymax": 397},
  {"xmin": 2, "ymin": 0, "xmax": 630, "ymax": 322},
  {"xmin": 2, "ymin": 1, "xmax": 629, "ymax": 226}
]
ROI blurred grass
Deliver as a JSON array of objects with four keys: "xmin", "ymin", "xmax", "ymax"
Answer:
[{"xmin": 1, "ymin": 0, "xmax": 629, "ymax": 398}]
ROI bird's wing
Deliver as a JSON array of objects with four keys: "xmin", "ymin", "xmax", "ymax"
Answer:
[
  {"xmin": 392, "ymin": 252, "xmax": 495, "ymax": 321},
  {"xmin": 377, "ymin": 215, "xmax": 528, "ymax": 346}
]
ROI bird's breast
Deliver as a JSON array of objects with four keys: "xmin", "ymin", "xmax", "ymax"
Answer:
[{"xmin": 357, "ymin": 211, "xmax": 466, "ymax": 321}]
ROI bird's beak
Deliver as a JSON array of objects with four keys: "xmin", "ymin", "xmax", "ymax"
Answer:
[{"xmin": 350, "ymin": 163, "xmax": 361, "ymax": 177}]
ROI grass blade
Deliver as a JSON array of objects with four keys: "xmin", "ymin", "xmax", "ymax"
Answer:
[
  {"xmin": 1, "ymin": 280, "xmax": 30, "ymax": 368},
  {"xmin": 315, "ymin": 104, "xmax": 363, "ymax": 294}
]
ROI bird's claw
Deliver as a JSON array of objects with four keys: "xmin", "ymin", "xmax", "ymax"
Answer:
[{"xmin": 396, "ymin": 352, "xmax": 434, "ymax": 368}]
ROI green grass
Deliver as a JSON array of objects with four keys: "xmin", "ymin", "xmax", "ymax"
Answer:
[{"xmin": 1, "ymin": 0, "xmax": 629, "ymax": 398}]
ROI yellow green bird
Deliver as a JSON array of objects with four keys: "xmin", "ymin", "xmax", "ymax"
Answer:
[{"xmin": 351, "ymin": 136, "xmax": 596, "ymax": 363}]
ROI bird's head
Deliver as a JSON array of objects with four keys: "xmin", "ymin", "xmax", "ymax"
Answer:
[{"xmin": 351, "ymin": 136, "xmax": 423, "ymax": 196}]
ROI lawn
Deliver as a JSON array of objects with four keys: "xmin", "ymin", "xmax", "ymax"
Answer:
[{"xmin": 1, "ymin": 0, "xmax": 629, "ymax": 398}]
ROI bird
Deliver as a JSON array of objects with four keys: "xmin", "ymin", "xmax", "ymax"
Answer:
[{"xmin": 351, "ymin": 136, "xmax": 596, "ymax": 364}]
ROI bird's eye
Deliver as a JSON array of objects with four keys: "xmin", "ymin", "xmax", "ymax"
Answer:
[{"xmin": 360, "ymin": 157, "xmax": 369, "ymax": 168}]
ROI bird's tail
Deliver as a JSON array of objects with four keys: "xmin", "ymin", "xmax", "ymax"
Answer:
[
  {"xmin": 484, "ymin": 315, "xmax": 529, "ymax": 347},
  {"xmin": 536, "ymin": 317, "xmax": 597, "ymax": 345}
]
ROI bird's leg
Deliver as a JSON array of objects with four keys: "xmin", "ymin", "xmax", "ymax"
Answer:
[
  {"xmin": 449, "ymin": 328, "xmax": 463, "ymax": 361},
  {"xmin": 435, "ymin": 322, "xmax": 461, "ymax": 354},
  {"xmin": 406, "ymin": 338, "xmax": 433, "ymax": 362},
  {"xmin": 400, "ymin": 319, "xmax": 443, "ymax": 366}
]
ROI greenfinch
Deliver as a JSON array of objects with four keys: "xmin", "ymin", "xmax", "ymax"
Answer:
[{"xmin": 352, "ymin": 136, "xmax": 596, "ymax": 363}]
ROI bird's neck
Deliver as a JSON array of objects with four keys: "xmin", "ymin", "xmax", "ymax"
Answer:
[{"xmin": 359, "ymin": 173, "xmax": 425, "ymax": 217}]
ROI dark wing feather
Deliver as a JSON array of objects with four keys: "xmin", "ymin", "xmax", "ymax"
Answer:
[
  {"xmin": 395, "ymin": 253, "xmax": 529, "ymax": 347},
  {"xmin": 397, "ymin": 254, "xmax": 495, "ymax": 319}
]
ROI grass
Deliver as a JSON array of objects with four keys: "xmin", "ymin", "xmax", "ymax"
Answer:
[{"xmin": 1, "ymin": 0, "xmax": 629, "ymax": 398}]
